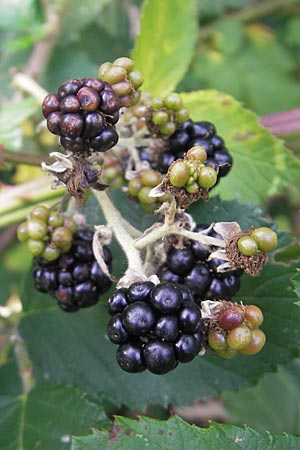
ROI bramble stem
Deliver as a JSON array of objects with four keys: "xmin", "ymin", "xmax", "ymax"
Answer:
[
  {"xmin": 134, "ymin": 223, "xmax": 226, "ymax": 250},
  {"xmin": 92, "ymin": 189, "xmax": 146, "ymax": 279}
]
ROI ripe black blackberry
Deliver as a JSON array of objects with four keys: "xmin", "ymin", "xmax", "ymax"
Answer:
[
  {"xmin": 157, "ymin": 224, "xmax": 243, "ymax": 304},
  {"xmin": 33, "ymin": 229, "xmax": 113, "ymax": 312},
  {"xmin": 42, "ymin": 78, "xmax": 119, "ymax": 154},
  {"xmin": 106, "ymin": 281, "xmax": 203, "ymax": 374},
  {"xmin": 139, "ymin": 119, "xmax": 232, "ymax": 182}
]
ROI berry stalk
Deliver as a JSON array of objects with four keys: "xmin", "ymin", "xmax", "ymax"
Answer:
[{"xmin": 134, "ymin": 223, "xmax": 227, "ymax": 251}]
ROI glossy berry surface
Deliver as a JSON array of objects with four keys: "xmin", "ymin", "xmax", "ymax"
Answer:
[
  {"xmin": 106, "ymin": 281, "xmax": 202, "ymax": 374},
  {"xmin": 157, "ymin": 224, "xmax": 243, "ymax": 304},
  {"xmin": 218, "ymin": 307, "xmax": 245, "ymax": 330},
  {"xmin": 33, "ymin": 229, "xmax": 113, "ymax": 312},
  {"xmin": 42, "ymin": 77, "xmax": 120, "ymax": 154},
  {"xmin": 251, "ymin": 227, "xmax": 278, "ymax": 252}
]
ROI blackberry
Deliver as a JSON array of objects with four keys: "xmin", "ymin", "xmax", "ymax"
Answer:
[
  {"xmin": 139, "ymin": 119, "xmax": 233, "ymax": 183},
  {"xmin": 106, "ymin": 281, "xmax": 203, "ymax": 375},
  {"xmin": 33, "ymin": 229, "xmax": 113, "ymax": 312},
  {"xmin": 158, "ymin": 224, "xmax": 243, "ymax": 304},
  {"xmin": 42, "ymin": 78, "xmax": 120, "ymax": 154}
]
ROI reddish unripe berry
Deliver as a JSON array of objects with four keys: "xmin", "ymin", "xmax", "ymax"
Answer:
[
  {"xmin": 244, "ymin": 305, "xmax": 264, "ymax": 327},
  {"xmin": 240, "ymin": 329, "xmax": 266, "ymax": 355},
  {"xmin": 218, "ymin": 307, "xmax": 245, "ymax": 330}
]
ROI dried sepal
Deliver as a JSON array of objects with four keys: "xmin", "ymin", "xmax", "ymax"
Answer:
[
  {"xmin": 226, "ymin": 228, "xmax": 267, "ymax": 276},
  {"xmin": 92, "ymin": 226, "xmax": 115, "ymax": 282}
]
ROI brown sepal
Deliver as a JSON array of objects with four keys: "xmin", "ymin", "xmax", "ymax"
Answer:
[{"xmin": 226, "ymin": 229, "xmax": 268, "ymax": 277}]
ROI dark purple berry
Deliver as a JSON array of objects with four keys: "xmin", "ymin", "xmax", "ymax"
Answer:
[
  {"xmin": 99, "ymin": 84, "xmax": 119, "ymax": 114},
  {"xmin": 47, "ymin": 112, "xmax": 62, "ymax": 135},
  {"xmin": 122, "ymin": 302, "xmax": 156, "ymax": 335},
  {"xmin": 42, "ymin": 94, "xmax": 60, "ymax": 118},
  {"xmin": 157, "ymin": 266, "xmax": 183, "ymax": 284},
  {"xmin": 58, "ymin": 79, "xmax": 82, "ymax": 99},
  {"xmin": 184, "ymin": 263, "xmax": 211, "ymax": 297},
  {"xmin": 154, "ymin": 315, "xmax": 179, "ymax": 342},
  {"xmin": 83, "ymin": 112, "xmax": 104, "ymax": 138},
  {"xmin": 106, "ymin": 288, "xmax": 128, "ymax": 315},
  {"xmin": 151, "ymin": 282, "xmax": 183, "ymax": 313},
  {"xmin": 178, "ymin": 302, "xmax": 201, "ymax": 333},
  {"xmin": 90, "ymin": 126, "xmax": 119, "ymax": 152},
  {"xmin": 175, "ymin": 334, "xmax": 199, "ymax": 363},
  {"xmin": 107, "ymin": 314, "xmax": 129, "ymax": 344},
  {"xmin": 166, "ymin": 247, "xmax": 194, "ymax": 275},
  {"xmin": 116, "ymin": 342, "xmax": 145, "ymax": 373},
  {"xmin": 60, "ymin": 113, "xmax": 84, "ymax": 138},
  {"xmin": 60, "ymin": 95, "xmax": 80, "ymax": 113},
  {"xmin": 127, "ymin": 281, "xmax": 155, "ymax": 303},
  {"xmin": 143, "ymin": 341, "xmax": 177, "ymax": 374}
]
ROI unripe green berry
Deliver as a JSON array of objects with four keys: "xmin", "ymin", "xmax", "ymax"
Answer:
[
  {"xmin": 226, "ymin": 325, "xmax": 253, "ymax": 350},
  {"xmin": 151, "ymin": 97, "xmax": 164, "ymax": 110},
  {"xmin": 113, "ymin": 57, "xmax": 134, "ymax": 72},
  {"xmin": 152, "ymin": 111, "xmax": 169, "ymax": 126},
  {"xmin": 140, "ymin": 170, "xmax": 162, "ymax": 187},
  {"xmin": 60, "ymin": 242, "xmax": 72, "ymax": 254},
  {"xmin": 159, "ymin": 121, "xmax": 176, "ymax": 136},
  {"xmin": 185, "ymin": 182, "xmax": 199, "ymax": 194},
  {"xmin": 27, "ymin": 219, "xmax": 48, "ymax": 240},
  {"xmin": 169, "ymin": 161, "xmax": 189, "ymax": 187},
  {"xmin": 198, "ymin": 166, "xmax": 218, "ymax": 189},
  {"xmin": 111, "ymin": 81, "xmax": 132, "ymax": 97},
  {"xmin": 63, "ymin": 216, "xmax": 77, "ymax": 233},
  {"xmin": 42, "ymin": 245, "xmax": 61, "ymax": 262},
  {"xmin": 138, "ymin": 186, "xmax": 156, "ymax": 205},
  {"xmin": 216, "ymin": 347, "xmax": 238, "ymax": 359},
  {"xmin": 29, "ymin": 205, "xmax": 50, "ymax": 222},
  {"xmin": 237, "ymin": 235, "xmax": 258, "ymax": 256},
  {"xmin": 175, "ymin": 108, "xmax": 190, "ymax": 124},
  {"xmin": 164, "ymin": 93, "xmax": 183, "ymax": 111},
  {"xmin": 51, "ymin": 226, "xmax": 73, "ymax": 248},
  {"xmin": 103, "ymin": 66, "xmax": 127, "ymax": 84},
  {"xmin": 17, "ymin": 222, "xmax": 29, "ymax": 242},
  {"xmin": 251, "ymin": 227, "xmax": 278, "ymax": 252},
  {"xmin": 128, "ymin": 178, "xmax": 143, "ymax": 197},
  {"xmin": 98, "ymin": 62, "xmax": 112, "ymax": 78},
  {"xmin": 27, "ymin": 239, "xmax": 46, "ymax": 256},
  {"xmin": 48, "ymin": 212, "xmax": 64, "ymax": 227},
  {"xmin": 186, "ymin": 146, "xmax": 207, "ymax": 163},
  {"xmin": 128, "ymin": 70, "xmax": 144, "ymax": 88},
  {"xmin": 208, "ymin": 330, "xmax": 228, "ymax": 351}
]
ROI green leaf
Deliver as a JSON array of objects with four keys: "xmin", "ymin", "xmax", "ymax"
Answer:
[
  {"xmin": 182, "ymin": 89, "xmax": 300, "ymax": 204},
  {"xmin": 0, "ymin": 98, "xmax": 39, "ymax": 150},
  {"xmin": 0, "ymin": 384, "xmax": 106, "ymax": 450},
  {"xmin": 18, "ymin": 197, "xmax": 300, "ymax": 410},
  {"xmin": 292, "ymin": 269, "xmax": 300, "ymax": 300},
  {"xmin": 222, "ymin": 359, "xmax": 300, "ymax": 435},
  {"xmin": 71, "ymin": 415, "xmax": 300, "ymax": 450},
  {"xmin": 132, "ymin": 0, "xmax": 198, "ymax": 95}
]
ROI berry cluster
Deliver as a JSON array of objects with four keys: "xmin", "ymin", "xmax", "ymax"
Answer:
[
  {"xmin": 207, "ymin": 303, "xmax": 266, "ymax": 358},
  {"xmin": 17, "ymin": 205, "xmax": 77, "ymax": 261},
  {"xmin": 34, "ymin": 229, "xmax": 112, "ymax": 312},
  {"xmin": 127, "ymin": 168, "xmax": 169, "ymax": 211},
  {"xmin": 237, "ymin": 227, "xmax": 278, "ymax": 256},
  {"xmin": 168, "ymin": 145, "xmax": 218, "ymax": 193},
  {"xmin": 152, "ymin": 119, "xmax": 232, "ymax": 182},
  {"xmin": 42, "ymin": 78, "xmax": 120, "ymax": 154},
  {"xmin": 106, "ymin": 281, "xmax": 203, "ymax": 374},
  {"xmin": 98, "ymin": 57, "xmax": 143, "ymax": 108},
  {"xmin": 158, "ymin": 224, "xmax": 242, "ymax": 304}
]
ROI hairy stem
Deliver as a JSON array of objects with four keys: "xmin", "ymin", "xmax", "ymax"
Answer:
[
  {"xmin": 92, "ymin": 189, "xmax": 146, "ymax": 279},
  {"xmin": 135, "ymin": 223, "xmax": 226, "ymax": 250}
]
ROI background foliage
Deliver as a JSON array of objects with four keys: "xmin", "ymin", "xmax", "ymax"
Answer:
[{"xmin": 1, "ymin": 0, "xmax": 300, "ymax": 448}]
